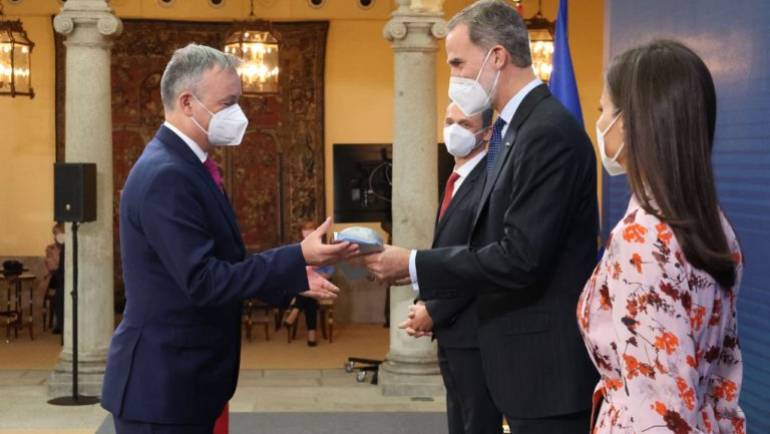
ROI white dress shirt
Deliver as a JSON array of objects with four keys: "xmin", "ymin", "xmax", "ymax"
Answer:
[
  {"xmin": 408, "ymin": 79, "xmax": 542, "ymax": 292},
  {"xmin": 498, "ymin": 78, "xmax": 543, "ymax": 138},
  {"xmin": 450, "ymin": 149, "xmax": 488, "ymax": 196},
  {"xmin": 163, "ymin": 121, "xmax": 208, "ymax": 163}
]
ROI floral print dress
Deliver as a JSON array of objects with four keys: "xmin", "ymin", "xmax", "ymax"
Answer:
[{"xmin": 577, "ymin": 197, "xmax": 745, "ymax": 433}]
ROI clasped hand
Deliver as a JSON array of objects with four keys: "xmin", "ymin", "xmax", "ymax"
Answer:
[{"xmin": 399, "ymin": 301, "xmax": 433, "ymax": 338}]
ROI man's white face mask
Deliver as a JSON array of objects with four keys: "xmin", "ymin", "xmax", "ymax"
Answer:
[
  {"xmin": 448, "ymin": 49, "xmax": 501, "ymax": 116},
  {"xmin": 443, "ymin": 123, "xmax": 485, "ymax": 158},
  {"xmin": 191, "ymin": 96, "xmax": 249, "ymax": 146}
]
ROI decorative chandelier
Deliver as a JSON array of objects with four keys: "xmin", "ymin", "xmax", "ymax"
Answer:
[
  {"xmin": 515, "ymin": 0, "xmax": 555, "ymax": 83},
  {"xmin": 223, "ymin": 0, "xmax": 279, "ymax": 95},
  {"xmin": 0, "ymin": 0, "xmax": 34, "ymax": 98}
]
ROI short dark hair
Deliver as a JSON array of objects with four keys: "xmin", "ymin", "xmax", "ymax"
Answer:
[
  {"xmin": 607, "ymin": 39, "xmax": 736, "ymax": 288},
  {"xmin": 447, "ymin": 0, "xmax": 532, "ymax": 67}
]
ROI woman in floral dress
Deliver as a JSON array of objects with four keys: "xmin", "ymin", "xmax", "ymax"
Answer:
[{"xmin": 577, "ymin": 40, "xmax": 746, "ymax": 433}]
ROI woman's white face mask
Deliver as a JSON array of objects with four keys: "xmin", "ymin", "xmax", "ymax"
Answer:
[{"xmin": 596, "ymin": 113, "xmax": 626, "ymax": 176}]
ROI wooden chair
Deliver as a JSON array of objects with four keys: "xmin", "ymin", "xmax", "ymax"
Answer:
[
  {"xmin": 242, "ymin": 299, "xmax": 275, "ymax": 342},
  {"xmin": 1, "ymin": 274, "xmax": 27, "ymax": 342},
  {"xmin": 318, "ymin": 299, "xmax": 335, "ymax": 343},
  {"xmin": 41, "ymin": 286, "xmax": 55, "ymax": 332},
  {"xmin": 286, "ymin": 299, "xmax": 335, "ymax": 343},
  {"xmin": 1, "ymin": 311, "xmax": 19, "ymax": 343}
]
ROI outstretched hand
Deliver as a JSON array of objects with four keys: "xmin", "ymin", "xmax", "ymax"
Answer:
[
  {"xmin": 301, "ymin": 217, "xmax": 359, "ymax": 266},
  {"xmin": 301, "ymin": 266, "xmax": 340, "ymax": 301},
  {"xmin": 363, "ymin": 244, "xmax": 411, "ymax": 284}
]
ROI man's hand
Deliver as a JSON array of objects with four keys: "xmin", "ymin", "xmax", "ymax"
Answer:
[
  {"xmin": 301, "ymin": 217, "xmax": 359, "ymax": 266},
  {"xmin": 363, "ymin": 244, "xmax": 411, "ymax": 284},
  {"xmin": 398, "ymin": 301, "xmax": 434, "ymax": 338},
  {"xmin": 301, "ymin": 267, "xmax": 340, "ymax": 301}
]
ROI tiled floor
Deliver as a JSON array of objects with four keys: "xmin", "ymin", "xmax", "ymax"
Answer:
[
  {"xmin": 0, "ymin": 324, "xmax": 443, "ymax": 433},
  {"xmin": 0, "ymin": 369, "xmax": 445, "ymax": 434},
  {"xmin": 0, "ymin": 369, "xmax": 109, "ymax": 433}
]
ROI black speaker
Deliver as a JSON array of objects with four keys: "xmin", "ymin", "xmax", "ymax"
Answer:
[{"xmin": 54, "ymin": 163, "xmax": 97, "ymax": 223}]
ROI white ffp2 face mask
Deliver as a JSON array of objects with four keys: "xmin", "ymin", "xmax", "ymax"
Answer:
[
  {"xmin": 596, "ymin": 113, "xmax": 626, "ymax": 176},
  {"xmin": 448, "ymin": 49, "xmax": 501, "ymax": 117},
  {"xmin": 191, "ymin": 96, "xmax": 249, "ymax": 146},
  {"xmin": 443, "ymin": 124, "xmax": 484, "ymax": 158}
]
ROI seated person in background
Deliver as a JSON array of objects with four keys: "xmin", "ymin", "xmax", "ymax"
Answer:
[
  {"xmin": 284, "ymin": 221, "xmax": 333, "ymax": 347},
  {"xmin": 42, "ymin": 223, "xmax": 65, "ymax": 334}
]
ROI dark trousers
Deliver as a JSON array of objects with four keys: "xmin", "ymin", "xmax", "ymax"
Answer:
[
  {"xmin": 438, "ymin": 345, "xmax": 502, "ymax": 434},
  {"xmin": 48, "ymin": 272, "xmax": 64, "ymax": 331},
  {"xmin": 114, "ymin": 416, "xmax": 215, "ymax": 434},
  {"xmin": 294, "ymin": 295, "xmax": 318, "ymax": 330},
  {"xmin": 506, "ymin": 409, "xmax": 591, "ymax": 434}
]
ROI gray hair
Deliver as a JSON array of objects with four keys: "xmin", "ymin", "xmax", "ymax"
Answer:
[
  {"xmin": 448, "ymin": 0, "xmax": 532, "ymax": 68},
  {"xmin": 160, "ymin": 43, "xmax": 240, "ymax": 111}
]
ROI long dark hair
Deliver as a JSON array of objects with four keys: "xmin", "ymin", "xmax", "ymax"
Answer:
[{"xmin": 606, "ymin": 40, "xmax": 736, "ymax": 288}]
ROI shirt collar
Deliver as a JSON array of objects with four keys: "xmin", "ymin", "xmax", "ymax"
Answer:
[
  {"xmin": 498, "ymin": 78, "xmax": 543, "ymax": 128},
  {"xmin": 163, "ymin": 121, "xmax": 208, "ymax": 163},
  {"xmin": 454, "ymin": 149, "xmax": 488, "ymax": 180}
]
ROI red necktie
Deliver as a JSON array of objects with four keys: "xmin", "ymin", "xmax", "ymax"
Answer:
[
  {"xmin": 438, "ymin": 172, "xmax": 461, "ymax": 221},
  {"xmin": 203, "ymin": 157, "xmax": 224, "ymax": 193}
]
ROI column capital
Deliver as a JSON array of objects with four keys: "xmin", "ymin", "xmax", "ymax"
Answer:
[
  {"xmin": 384, "ymin": 2, "xmax": 447, "ymax": 52},
  {"xmin": 54, "ymin": 0, "xmax": 123, "ymax": 38}
]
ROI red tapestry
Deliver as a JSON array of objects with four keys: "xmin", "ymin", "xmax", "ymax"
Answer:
[{"xmin": 55, "ymin": 20, "xmax": 328, "ymax": 295}]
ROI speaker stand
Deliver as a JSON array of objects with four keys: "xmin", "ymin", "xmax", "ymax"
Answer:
[{"xmin": 49, "ymin": 222, "xmax": 100, "ymax": 406}]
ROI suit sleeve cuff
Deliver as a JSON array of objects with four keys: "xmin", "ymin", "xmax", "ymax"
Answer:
[
  {"xmin": 285, "ymin": 243, "xmax": 310, "ymax": 295},
  {"xmin": 409, "ymin": 249, "xmax": 419, "ymax": 292}
]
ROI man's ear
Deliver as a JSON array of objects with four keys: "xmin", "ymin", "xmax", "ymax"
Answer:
[
  {"xmin": 178, "ymin": 92, "xmax": 194, "ymax": 116},
  {"xmin": 492, "ymin": 45, "xmax": 507, "ymax": 70}
]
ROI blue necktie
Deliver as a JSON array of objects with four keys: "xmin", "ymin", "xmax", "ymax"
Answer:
[{"xmin": 487, "ymin": 117, "xmax": 507, "ymax": 174}]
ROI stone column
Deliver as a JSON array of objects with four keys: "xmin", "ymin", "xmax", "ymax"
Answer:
[
  {"xmin": 379, "ymin": 0, "xmax": 447, "ymax": 396},
  {"xmin": 48, "ymin": 0, "xmax": 122, "ymax": 398}
]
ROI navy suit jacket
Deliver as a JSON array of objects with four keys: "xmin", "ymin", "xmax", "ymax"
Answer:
[{"xmin": 101, "ymin": 126, "xmax": 309, "ymax": 425}]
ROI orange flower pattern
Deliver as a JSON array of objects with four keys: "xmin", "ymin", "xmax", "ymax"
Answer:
[{"xmin": 577, "ymin": 198, "xmax": 745, "ymax": 433}]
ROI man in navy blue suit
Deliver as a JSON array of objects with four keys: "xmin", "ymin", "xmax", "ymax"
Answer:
[{"xmin": 101, "ymin": 44, "xmax": 357, "ymax": 434}]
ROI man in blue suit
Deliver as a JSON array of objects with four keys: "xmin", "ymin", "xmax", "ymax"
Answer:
[{"xmin": 101, "ymin": 44, "xmax": 357, "ymax": 434}]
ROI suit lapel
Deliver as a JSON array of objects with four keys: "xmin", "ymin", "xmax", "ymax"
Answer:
[
  {"xmin": 156, "ymin": 126, "xmax": 245, "ymax": 254},
  {"xmin": 472, "ymin": 85, "xmax": 552, "ymax": 229},
  {"xmin": 433, "ymin": 157, "xmax": 486, "ymax": 245}
]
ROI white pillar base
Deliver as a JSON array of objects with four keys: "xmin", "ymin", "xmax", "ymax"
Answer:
[{"xmin": 47, "ymin": 350, "xmax": 107, "ymax": 398}]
